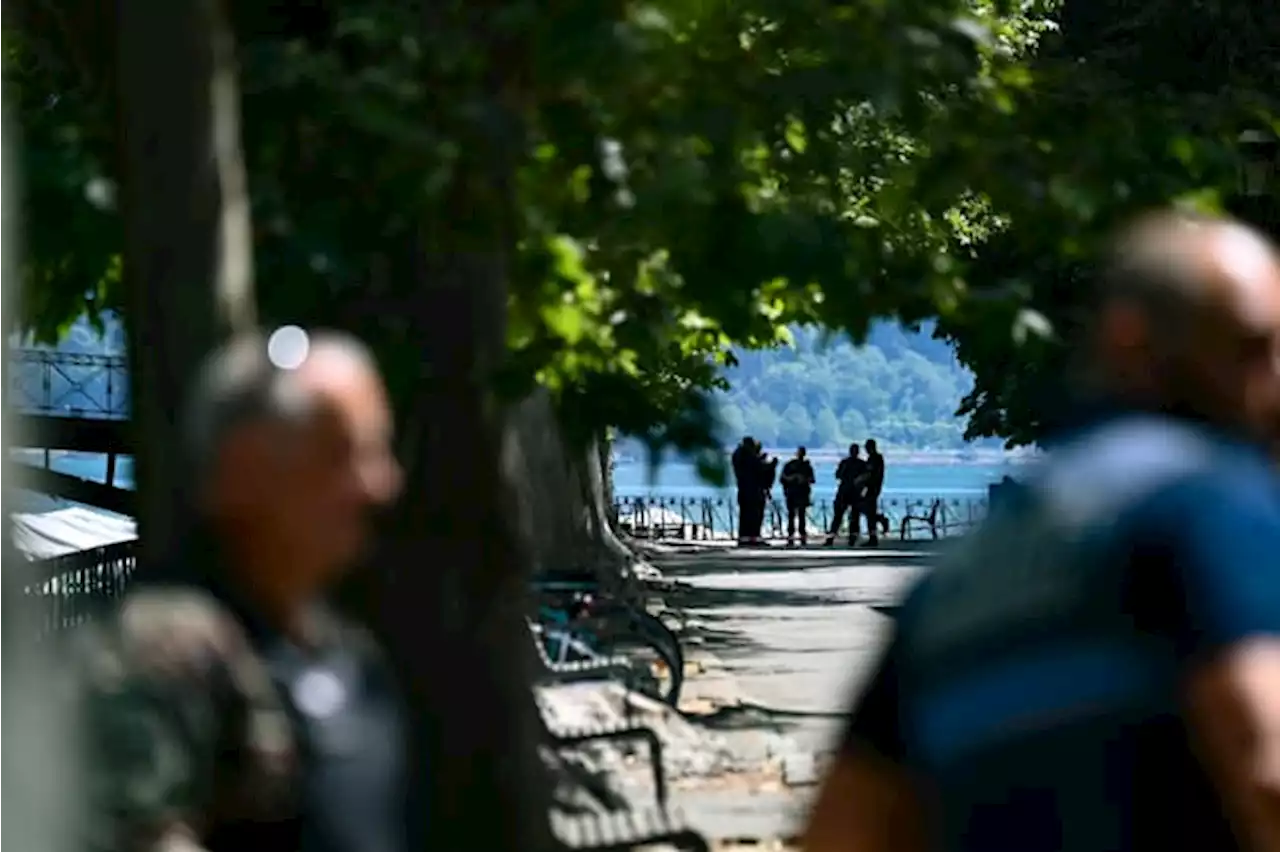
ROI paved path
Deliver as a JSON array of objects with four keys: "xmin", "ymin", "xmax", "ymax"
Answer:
[{"xmin": 651, "ymin": 543, "xmax": 936, "ymax": 840}]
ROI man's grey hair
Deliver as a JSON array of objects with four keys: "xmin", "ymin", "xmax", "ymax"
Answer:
[{"xmin": 182, "ymin": 329, "xmax": 377, "ymax": 483}]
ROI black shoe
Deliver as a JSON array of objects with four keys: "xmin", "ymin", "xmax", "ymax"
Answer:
[
  {"xmin": 868, "ymin": 537, "xmax": 879, "ymax": 547},
  {"xmin": 823, "ymin": 537, "xmax": 835, "ymax": 547}
]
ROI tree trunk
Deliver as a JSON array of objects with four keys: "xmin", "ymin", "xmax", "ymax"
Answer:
[
  {"xmin": 504, "ymin": 391, "xmax": 637, "ymax": 577},
  {"xmin": 116, "ymin": 0, "xmax": 255, "ymax": 567},
  {"xmin": 369, "ymin": 241, "xmax": 554, "ymax": 852},
  {"xmin": 581, "ymin": 432, "xmax": 638, "ymax": 566}
]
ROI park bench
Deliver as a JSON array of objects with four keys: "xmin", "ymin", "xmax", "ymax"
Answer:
[
  {"xmin": 532, "ymin": 573, "xmax": 686, "ymax": 707},
  {"xmin": 899, "ymin": 498, "xmax": 943, "ymax": 540},
  {"xmin": 616, "ymin": 504, "xmax": 692, "ymax": 541},
  {"xmin": 530, "ymin": 621, "xmax": 643, "ymax": 686},
  {"xmin": 544, "ymin": 717, "xmax": 669, "ymax": 807},
  {"xmin": 551, "ymin": 807, "xmax": 710, "ymax": 852}
]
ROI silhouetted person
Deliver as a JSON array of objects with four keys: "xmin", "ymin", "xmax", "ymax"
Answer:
[
  {"xmin": 859, "ymin": 439, "xmax": 885, "ymax": 546},
  {"xmin": 781, "ymin": 446, "xmax": 816, "ymax": 546},
  {"xmin": 732, "ymin": 436, "xmax": 761, "ymax": 544},
  {"xmin": 754, "ymin": 441, "xmax": 779, "ymax": 542},
  {"xmin": 806, "ymin": 212, "xmax": 1280, "ymax": 852},
  {"xmin": 75, "ymin": 329, "xmax": 407, "ymax": 852},
  {"xmin": 825, "ymin": 443, "xmax": 866, "ymax": 546}
]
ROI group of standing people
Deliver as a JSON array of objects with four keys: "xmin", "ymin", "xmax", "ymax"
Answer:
[
  {"xmin": 732, "ymin": 438, "xmax": 886, "ymax": 547},
  {"xmin": 730, "ymin": 437, "xmax": 779, "ymax": 545},
  {"xmin": 824, "ymin": 439, "xmax": 885, "ymax": 547}
]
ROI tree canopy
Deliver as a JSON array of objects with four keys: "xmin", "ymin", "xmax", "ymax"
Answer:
[
  {"xmin": 8, "ymin": 0, "xmax": 1274, "ymax": 453},
  {"xmin": 937, "ymin": 0, "xmax": 1280, "ymax": 446},
  {"xmin": 6, "ymin": 0, "xmax": 1062, "ymax": 455}
]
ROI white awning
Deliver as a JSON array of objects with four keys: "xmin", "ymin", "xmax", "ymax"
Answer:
[{"xmin": 10, "ymin": 505, "xmax": 137, "ymax": 561}]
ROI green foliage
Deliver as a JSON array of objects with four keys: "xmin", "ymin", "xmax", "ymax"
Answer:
[
  {"xmin": 715, "ymin": 323, "xmax": 980, "ymax": 450},
  {"xmin": 9, "ymin": 0, "xmax": 1112, "ymax": 458},
  {"xmin": 933, "ymin": 0, "xmax": 1280, "ymax": 446}
]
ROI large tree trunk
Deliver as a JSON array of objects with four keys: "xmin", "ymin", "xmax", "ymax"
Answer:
[
  {"xmin": 581, "ymin": 432, "xmax": 638, "ymax": 566},
  {"xmin": 116, "ymin": 0, "xmax": 255, "ymax": 567},
  {"xmin": 370, "ymin": 242, "xmax": 555, "ymax": 852},
  {"xmin": 504, "ymin": 391, "xmax": 637, "ymax": 577},
  {"xmin": 353, "ymin": 0, "xmax": 556, "ymax": 822},
  {"xmin": 3, "ymin": 120, "xmax": 77, "ymax": 852}
]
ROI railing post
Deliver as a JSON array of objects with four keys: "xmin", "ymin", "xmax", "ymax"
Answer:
[{"xmin": 41, "ymin": 355, "xmax": 51, "ymax": 411}]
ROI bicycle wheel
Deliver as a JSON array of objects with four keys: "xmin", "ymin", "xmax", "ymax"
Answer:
[
  {"xmin": 589, "ymin": 608, "xmax": 685, "ymax": 707},
  {"xmin": 630, "ymin": 611, "xmax": 684, "ymax": 707}
]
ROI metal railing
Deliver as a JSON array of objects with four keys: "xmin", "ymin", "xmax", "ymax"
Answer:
[
  {"xmin": 16, "ymin": 540, "xmax": 137, "ymax": 638},
  {"xmin": 612, "ymin": 494, "xmax": 987, "ymax": 541},
  {"xmin": 9, "ymin": 495, "xmax": 980, "ymax": 639},
  {"xmin": 7, "ymin": 349, "xmax": 130, "ymax": 418}
]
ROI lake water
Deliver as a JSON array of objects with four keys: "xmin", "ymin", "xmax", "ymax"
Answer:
[
  {"xmin": 613, "ymin": 458, "xmax": 1014, "ymax": 500},
  {"xmin": 12, "ymin": 451, "xmax": 137, "ymax": 490},
  {"xmin": 13, "ymin": 451, "xmax": 1015, "ymax": 504}
]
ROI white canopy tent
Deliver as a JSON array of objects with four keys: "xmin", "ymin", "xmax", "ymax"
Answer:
[{"xmin": 10, "ymin": 501, "xmax": 137, "ymax": 561}]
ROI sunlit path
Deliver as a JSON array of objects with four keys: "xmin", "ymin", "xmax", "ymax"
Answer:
[{"xmin": 647, "ymin": 545, "xmax": 938, "ymax": 840}]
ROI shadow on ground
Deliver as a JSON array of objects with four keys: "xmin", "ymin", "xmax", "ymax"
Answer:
[
  {"xmin": 669, "ymin": 584, "xmax": 846, "ymax": 611},
  {"xmin": 688, "ymin": 702, "xmax": 850, "ymax": 731},
  {"xmin": 650, "ymin": 543, "xmax": 940, "ymax": 579},
  {"xmin": 685, "ymin": 624, "xmax": 769, "ymax": 655}
]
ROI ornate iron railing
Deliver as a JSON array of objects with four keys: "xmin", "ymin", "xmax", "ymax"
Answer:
[
  {"xmin": 612, "ymin": 494, "xmax": 986, "ymax": 541},
  {"xmin": 7, "ymin": 349, "xmax": 130, "ymax": 418},
  {"xmin": 16, "ymin": 540, "xmax": 137, "ymax": 638}
]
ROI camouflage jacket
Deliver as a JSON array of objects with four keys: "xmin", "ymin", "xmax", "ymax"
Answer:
[{"xmin": 75, "ymin": 586, "xmax": 301, "ymax": 852}]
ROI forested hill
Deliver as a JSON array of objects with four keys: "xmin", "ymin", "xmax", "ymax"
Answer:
[
  {"xmin": 27, "ymin": 317, "xmax": 981, "ymax": 452},
  {"xmin": 714, "ymin": 322, "xmax": 991, "ymax": 451}
]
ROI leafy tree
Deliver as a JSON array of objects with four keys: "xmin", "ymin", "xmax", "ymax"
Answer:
[
  {"xmin": 7, "ymin": 0, "xmax": 1145, "ymax": 843},
  {"xmin": 718, "ymin": 402, "xmax": 748, "ymax": 441},
  {"xmin": 936, "ymin": 0, "xmax": 1280, "ymax": 446},
  {"xmin": 743, "ymin": 402, "xmax": 782, "ymax": 447},
  {"xmin": 814, "ymin": 407, "xmax": 844, "ymax": 447},
  {"xmin": 715, "ymin": 322, "xmax": 979, "ymax": 449},
  {"xmin": 8, "ymin": 0, "xmax": 1069, "ymax": 445},
  {"xmin": 779, "ymin": 403, "xmax": 814, "ymax": 447},
  {"xmin": 840, "ymin": 408, "xmax": 870, "ymax": 445}
]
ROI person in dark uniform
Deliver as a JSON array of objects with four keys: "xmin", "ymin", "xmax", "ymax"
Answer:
[
  {"xmin": 781, "ymin": 446, "xmax": 816, "ymax": 546},
  {"xmin": 805, "ymin": 212, "xmax": 1280, "ymax": 852},
  {"xmin": 859, "ymin": 439, "xmax": 885, "ymax": 547},
  {"xmin": 77, "ymin": 329, "xmax": 407, "ymax": 852},
  {"xmin": 731, "ymin": 436, "xmax": 761, "ymax": 545},
  {"xmin": 754, "ymin": 441, "xmax": 779, "ymax": 542},
  {"xmin": 824, "ymin": 443, "xmax": 866, "ymax": 546}
]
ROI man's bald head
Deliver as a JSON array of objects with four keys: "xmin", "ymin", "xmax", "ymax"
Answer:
[
  {"xmin": 1087, "ymin": 210, "xmax": 1280, "ymax": 436},
  {"xmin": 1098, "ymin": 211, "xmax": 1280, "ymax": 324},
  {"xmin": 186, "ymin": 328, "xmax": 401, "ymax": 585},
  {"xmin": 184, "ymin": 329, "xmax": 381, "ymax": 480}
]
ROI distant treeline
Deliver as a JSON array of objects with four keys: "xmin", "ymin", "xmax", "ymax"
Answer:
[{"xmin": 705, "ymin": 323, "xmax": 997, "ymax": 452}]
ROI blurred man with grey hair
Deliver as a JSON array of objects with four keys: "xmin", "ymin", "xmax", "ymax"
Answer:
[{"xmin": 76, "ymin": 328, "xmax": 405, "ymax": 852}]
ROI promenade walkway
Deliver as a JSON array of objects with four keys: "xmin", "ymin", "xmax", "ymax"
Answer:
[{"xmin": 651, "ymin": 543, "xmax": 934, "ymax": 842}]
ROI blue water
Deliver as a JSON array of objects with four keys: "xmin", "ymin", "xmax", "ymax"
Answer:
[
  {"xmin": 13, "ymin": 451, "xmax": 137, "ymax": 488},
  {"xmin": 12, "ymin": 451, "xmax": 1013, "ymax": 502},
  {"xmin": 613, "ymin": 458, "xmax": 1013, "ymax": 499}
]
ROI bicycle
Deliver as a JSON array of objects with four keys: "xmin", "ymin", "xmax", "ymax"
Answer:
[{"xmin": 533, "ymin": 575, "xmax": 685, "ymax": 707}]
